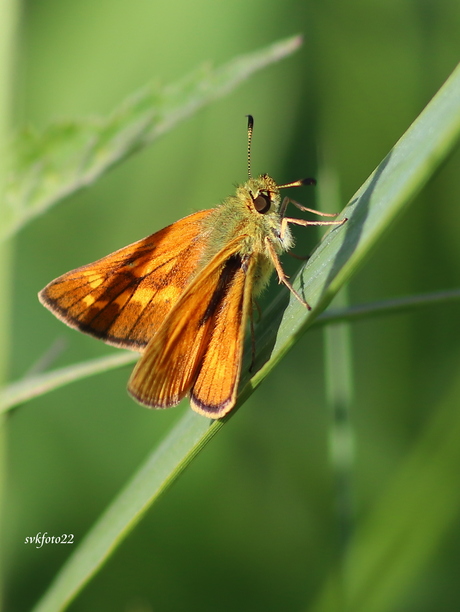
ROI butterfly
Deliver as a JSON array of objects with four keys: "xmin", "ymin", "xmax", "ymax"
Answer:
[{"xmin": 39, "ymin": 116, "xmax": 346, "ymax": 418}]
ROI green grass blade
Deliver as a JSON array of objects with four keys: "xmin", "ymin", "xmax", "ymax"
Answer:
[
  {"xmin": 28, "ymin": 62, "xmax": 460, "ymax": 611},
  {"xmin": 315, "ymin": 288, "xmax": 460, "ymax": 327},
  {"xmin": 31, "ymin": 409, "xmax": 222, "ymax": 612},
  {"xmin": 0, "ymin": 352, "xmax": 137, "ymax": 414},
  {"xmin": 2, "ymin": 34, "xmax": 302, "ymax": 241},
  {"xmin": 0, "ymin": 0, "xmax": 20, "ymax": 607},
  {"xmin": 308, "ymin": 371, "xmax": 460, "ymax": 612},
  {"xmin": 2, "ymin": 288, "xmax": 459, "ymax": 414},
  {"xmin": 318, "ymin": 163, "xmax": 356, "ymax": 606},
  {"xmin": 245, "ymin": 60, "xmax": 460, "ymax": 398}
]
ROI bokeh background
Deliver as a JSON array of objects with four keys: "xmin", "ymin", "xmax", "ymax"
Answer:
[{"xmin": 5, "ymin": 0, "xmax": 460, "ymax": 610}]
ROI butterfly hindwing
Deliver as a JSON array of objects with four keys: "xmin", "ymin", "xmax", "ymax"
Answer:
[
  {"xmin": 190, "ymin": 256, "xmax": 255, "ymax": 418},
  {"xmin": 39, "ymin": 210, "xmax": 214, "ymax": 350}
]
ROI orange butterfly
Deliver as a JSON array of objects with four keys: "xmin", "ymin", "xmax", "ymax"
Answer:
[{"xmin": 39, "ymin": 117, "xmax": 346, "ymax": 418}]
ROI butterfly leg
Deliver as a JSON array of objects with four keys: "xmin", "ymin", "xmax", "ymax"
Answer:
[
  {"xmin": 264, "ymin": 237, "xmax": 311, "ymax": 310},
  {"xmin": 279, "ymin": 196, "xmax": 290, "ymax": 218},
  {"xmin": 281, "ymin": 216, "xmax": 347, "ymax": 237},
  {"xmin": 279, "ymin": 195, "xmax": 343, "ymax": 219},
  {"xmin": 289, "ymin": 199, "xmax": 341, "ymax": 217},
  {"xmin": 287, "ymin": 251, "xmax": 309, "ymax": 261}
]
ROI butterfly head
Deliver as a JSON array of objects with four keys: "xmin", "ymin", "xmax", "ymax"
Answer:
[
  {"xmin": 238, "ymin": 173, "xmax": 316, "ymax": 219},
  {"xmin": 244, "ymin": 174, "xmax": 281, "ymax": 215}
]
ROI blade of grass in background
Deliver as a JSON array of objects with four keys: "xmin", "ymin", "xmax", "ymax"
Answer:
[
  {"xmin": 316, "ymin": 288, "xmax": 460, "ymax": 326},
  {"xmin": 0, "ymin": 0, "xmax": 19, "ymax": 609},
  {"xmin": 31, "ymin": 61, "xmax": 460, "ymax": 612},
  {"xmin": 317, "ymin": 161, "xmax": 356, "ymax": 609},
  {"xmin": 2, "ymin": 288, "xmax": 460, "ymax": 414},
  {"xmin": 32, "ymin": 409, "xmax": 223, "ymax": 612},
  {"xmin": 308, "ymin": 370, "xmax": 460, "ymax": 612},
  {"xmin": 0, "ymin": 352, "xmax": 137, "ymax": 414},
  {"xmin": 2, "ymin": 34, "xmax": 302, "ymax": 241},
  {"xmin": 247, "ymin": 61, "xmax": 460, "ymax": 391}
]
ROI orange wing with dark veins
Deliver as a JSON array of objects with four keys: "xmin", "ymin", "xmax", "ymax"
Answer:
[
  {"xmin": 190, "ymin": 256, "xmax": 255, "ymax": 417},
  {"xmin": 128, "ymin": 235, "xmax": 253, "ymax": 417},
  {"xmin": 38, "ymin": 209, "xmax": 214, "ymax": 350}
]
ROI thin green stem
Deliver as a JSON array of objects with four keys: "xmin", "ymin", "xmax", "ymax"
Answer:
[
  {"xmin": 31, "ymin": 410, "xmax": 223, "ymax": 612},
  {"xmin": 315, "ymin": 288, "xmax": 460, "ymax": 327},
  {"xmin": 0, "ymin": 351, "xmax": 137, "ymax": 414},
  {"xmin": 318, "ymin": 162, "xmax": 355, "ymax": 610},
  {"xmin": 0, "ymin": 0, "xmax": 19, "ymax": 608},
  {"xmin": 1, "ymin": 288, "xmax": 459, "ymax": 414}
]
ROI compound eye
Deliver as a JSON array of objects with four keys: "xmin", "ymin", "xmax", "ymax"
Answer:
[{"xmin": 253, "ymin": 191, "xmax": 271, "ymax": 213}]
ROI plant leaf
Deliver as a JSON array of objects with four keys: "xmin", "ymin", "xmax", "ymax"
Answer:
[
  {"xmin": 308, "ymin": 372, "xmax": 460, "ymax": 612},
  {"xmin": 0, "ymin": 352, "xmax": 137, "ymax": 414},
  {"xmin": 3, "ymin": 34, "xmax": 302, "ymax": 241},
  {"xmin": 245, "ymin": 61, "xmax": 460, "ymax": 398},
  {"xmin": 32, "ymin": 409, "xmax": 222, "ymax": 612},
  {"xmin": 3, "ymin": 288, "xmax": 460, "ymax": 414}
]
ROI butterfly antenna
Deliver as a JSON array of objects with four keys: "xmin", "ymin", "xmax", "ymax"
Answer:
[
  {"xmin": 277, "ymin": 177, "xmax": 317, "ymax": 189},
  {"xmin": 246, "ymin": 114, "xmax": 254, "ymax": 179}
]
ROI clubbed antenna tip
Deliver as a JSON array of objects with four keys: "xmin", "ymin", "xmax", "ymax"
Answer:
[{"xmin": 246, "ymin": 115, "xmax": 254, "ymax": 179}]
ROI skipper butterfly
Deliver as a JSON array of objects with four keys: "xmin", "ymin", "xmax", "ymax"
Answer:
[{"xmin": 39, "ymin": 116, "xmax": 346, "ymax": 418}]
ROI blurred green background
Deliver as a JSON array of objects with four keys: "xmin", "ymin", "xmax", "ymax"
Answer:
[{"xmin": 5, "ymin": 0, "xmax": 460, "ymax": 610}]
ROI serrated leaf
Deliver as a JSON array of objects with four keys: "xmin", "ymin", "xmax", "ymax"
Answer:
[{"xmin": 3, "ymin": 35, "xmax": 302, "ymax": 240}]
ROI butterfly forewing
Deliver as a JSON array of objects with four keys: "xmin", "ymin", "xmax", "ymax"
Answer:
[
  {"xmin": 39, "ymin": 210, "xmax": 214, "ymax": 350},
  {"xmin": 128, "ymin": 235, "xmax": 249, "ymax": 411}
]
